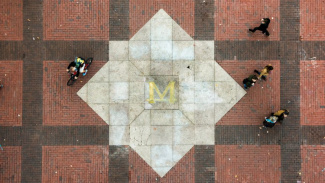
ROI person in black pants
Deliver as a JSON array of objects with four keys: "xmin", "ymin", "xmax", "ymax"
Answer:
[{"xmin": 249, "ymin": 18, "xmax": 270, "ymax": 36}]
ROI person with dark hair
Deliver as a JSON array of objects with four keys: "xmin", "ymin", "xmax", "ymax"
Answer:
[
  {"xmin": 254, "ymin": 64, "xmax": 273, "ymax": 81},
  {"xmin": 242, "ymin": 75, "xmax": 258, "ymax": 89},
  {"xmin": 272, "ymin": 109, "xmax": 289, "ymax": 123},
  {"xmin": 0, "ymin": 80, "xmax": 3, "ymax": 89},
  {"xmin": 249, "ymin": 18, "xmax": 271, "ymax": 36}
]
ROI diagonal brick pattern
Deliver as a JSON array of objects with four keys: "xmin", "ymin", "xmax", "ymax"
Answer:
[
  {"xmin": 43, "ymin": 61, "xmax": 106, "ymax": 126},
  {"xmin": 0, "ymin": 61, "xmax": 23, "ymax": 126},
  {"xmin": 217, "ymin": 60, "xmax": 280, "ymax": 125},
  {"xmin": 43, "ymin": 0, "xmax": 109, "ymax": 40},
  {"xmin": 300, "ymin": 60, "xmax": 325, "ymax": 125},
  {"xmin": 42, "ymin": 146, "xmax": 109, "ymax": 183},
  {"xmin": 0, "ymin": 0, "xmax": 23, "ymax": 40}
]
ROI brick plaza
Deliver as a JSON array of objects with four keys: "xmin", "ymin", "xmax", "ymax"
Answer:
[{"xmin": 0, "ymin": 0, "xmax": 325, "ymax": 182}]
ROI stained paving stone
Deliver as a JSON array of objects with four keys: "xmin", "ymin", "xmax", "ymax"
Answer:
[{"xmin": 0, "ymin": 0, "xmax": 324, "ymax": 182}]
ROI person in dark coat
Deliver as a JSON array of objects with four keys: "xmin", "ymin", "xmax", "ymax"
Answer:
[
  {"xmin": 263, "ymin": 115, "xmax": 278, "ymax": 128},
  {"xmin": 242, "ymin": 75, "xmax": 258, "ymax": 89},
  {"xmin": 249, "ymin": 18, "xmax": 271, "ymax": 36}
]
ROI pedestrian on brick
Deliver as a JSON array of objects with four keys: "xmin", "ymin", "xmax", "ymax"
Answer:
[
  {"xmin": 271, "ymin": 109, "xmax": 289, "ymax": 123},
  {"xmin": 242, "ymin": 75, "xmax": 258, "ymax": 89},
  {"xmin": 0, "ymin": 80, "xmax": 3, "ymax": 89},
  {"xmin": 254, "ymin": 64, "xmax": 273, "ymax": 81},
  {"xmin": 263, "ymin": 114, "xmax": 279, "ymax": 128},
  {"xmin": 249, "ymin": 18, "xmax": 271, "ymax": 36}
]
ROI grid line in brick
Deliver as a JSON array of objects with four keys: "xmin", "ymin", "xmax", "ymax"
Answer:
[
  {"xmin": 300, "ymin": 60, "xmax": 325, "ymax": 125},
  {"xmin": 42, "ymin": 146, "xmax": 109, "ymax": 183},
  {"xmin": 129, "ymin": 0, "xmax": 195, "ymax": 39},
  {"xmin": 217, "ymin": 60, "xmax": 280, "ymax": 125},
  {"xmin": 0, "ymin": 146, "xmax": 21, "ymax": 183},
  {"xmin": 0, "ymin": 0, "xmax": 23, "ymax": 40},
  {"xmin": 215, "ymin": 145, "xmax": 281, "ymax": 183},
  {"xmin": 0, "ymin": 61, "xmax": 23, "ymax": 126},
  {"xmin": 215, "ymin": 0, "xmax": 280, "ymax": 41},
  {"xmin": 43, "ymin": 61, "xmax": 106, "ymax": 126},
  {"xmin": 129, "ymin": 147, "xmax": 195, "ymax": 182},
  {"xmin": 43, "ymin": 0, "xmax": 109, "ymax": 40}
]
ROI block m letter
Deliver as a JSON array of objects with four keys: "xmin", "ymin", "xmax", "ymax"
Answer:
[{"xmin": 146, "ymin": 81, "xmax": 176, "ymax": 104}]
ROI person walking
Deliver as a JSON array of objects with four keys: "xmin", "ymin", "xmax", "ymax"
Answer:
[
  {"xmin": 263, "ymin": 115, "xmax": 278, "ymax": 128},
  {"xmin": 272, "ymin": 109, "xmax": 289, "ymax": 123},
  {"xmin": 254, "ymin": 64, "xmax": 273, "ymax": 81},
  {"xmin": 242, "ymin": 75, "xmax": 258, "ymax": 89},
  {"xmin": 0, "ymin": 80, "xmax": 3, "ymax": 89},
  {"xmin": 249, "ymin": 18, "xmax": 271, "ymax": 36}
]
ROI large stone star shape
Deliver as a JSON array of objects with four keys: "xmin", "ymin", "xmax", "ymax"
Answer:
[{"xmin": 77, "ymin": 9, "xmax": 246, "ymax": 177}]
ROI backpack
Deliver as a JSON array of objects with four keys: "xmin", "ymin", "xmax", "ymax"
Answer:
[
  {"xmin": 266, "ymin": 116, "xmax": 278, "ymax": 123},
  {"xmin": 74, "ymin": 57, "xmax": 85, "ymax": 68}
]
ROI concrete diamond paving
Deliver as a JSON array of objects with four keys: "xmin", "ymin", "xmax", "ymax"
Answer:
[{"xmin": 0, "ymin": 0, "xmax": 325, "ymax": 182}]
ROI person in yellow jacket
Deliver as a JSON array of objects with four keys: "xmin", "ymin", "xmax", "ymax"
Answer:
[
  {"xmin": 272, "ymin": 109, "xmax": 289, "ymax": 122},
  {"xmin": 254, "ymin": 64, "xmax": 273, "ymax": 81}
]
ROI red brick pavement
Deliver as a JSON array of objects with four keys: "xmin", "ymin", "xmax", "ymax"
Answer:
[
  {"xmin": 301, "ymin": 145, "xmax": 325, "ymax": 182},
  {"xmin": 42, "ymin": 146, "xmax": 109, "ymax": 183},
  {"xmin": 300, "ymin": 60, "xmax": 325, "ymax": 125},
  {"xmin": 0, "ymin": 61, "xmax": 23, "ymax": 126},
  {"xmin": 215, "ymin": 145, "xmax": 281, "ymax": 183},
  {"xmin": 0, "ymin": 0, "xmax": 23, "ymax": 40},
  {"xmin": 43, "ymin": 0, "xmax": 109, "ymax": 40},
  {"xmin": 129, "ymin": 0, "xmax": 194, "ymax": 39},
  {"xmin": 0, "ymin": 146, "xmax": 21, "ymax": 183},
  {"xmin": 300, "ymin": 1, "xmax": 325, "ymax": 41},
  {"xmin": 43, "ymin": 61, "xmax": 106, "ymax": 126},
  {"xmin": 129, "ymin": 147, "xmax": 195, "ymax": 182},
  {"xmin": 217, "ymin": 60, "xmax": 280, "ymax": 125},
  {"xmin": 215, "ymin": 0, "xmax": 280, "ymax": 41}
]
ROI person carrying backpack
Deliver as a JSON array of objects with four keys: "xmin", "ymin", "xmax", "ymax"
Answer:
[
  {"xmin": 263, "ymin": 115, "xmax": 278, "ymax": 128},
  {"xmin": 66, "ymin": 57, "xmax": 88, "ymax": 80}
]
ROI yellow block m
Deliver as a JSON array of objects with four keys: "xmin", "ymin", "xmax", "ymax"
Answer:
[{"xmin": 146, "ymin": 81, "xmax": 176, "ymax": 104}]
